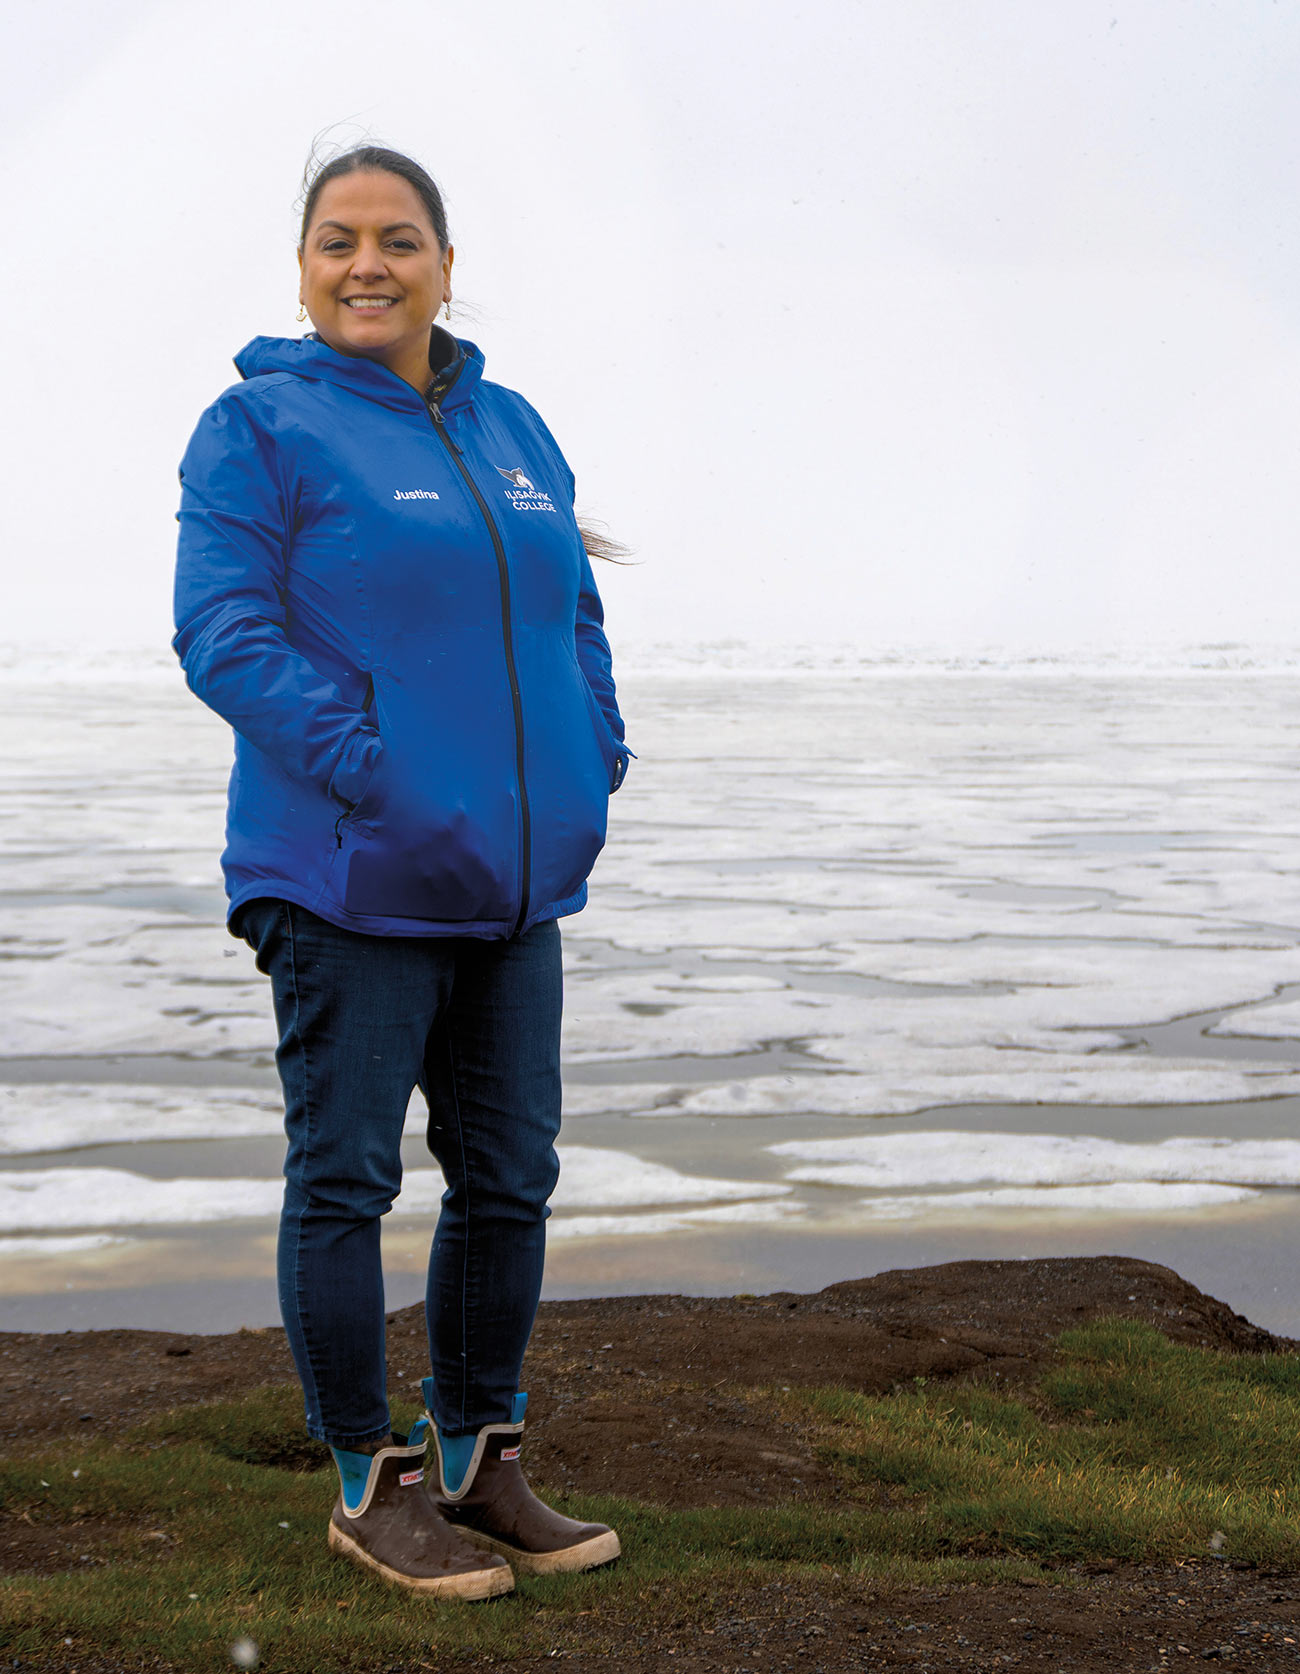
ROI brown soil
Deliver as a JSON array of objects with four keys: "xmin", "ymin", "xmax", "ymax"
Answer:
[{"xmin": 3, "ymin": 1255, "xmax": 1299, "ymax": 1671}]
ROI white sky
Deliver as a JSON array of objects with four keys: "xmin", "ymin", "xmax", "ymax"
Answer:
[{"xmin": 3, "ymin": 0, "xmax": 1299, "ymax": 653}]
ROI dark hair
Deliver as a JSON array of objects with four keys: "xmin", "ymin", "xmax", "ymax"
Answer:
[
  {"xmin": 298, "ymin": 144, "xmax": 450, "ymax": 253},
  {"xmin": 299, "ymin": 143, "xmax": 627, "ymax": 565}
]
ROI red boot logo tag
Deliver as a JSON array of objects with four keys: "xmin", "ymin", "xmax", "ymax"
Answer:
[
  {"xmin": 500, "ymin": 1446, "xmax": 521, "ymax": 1462},
  {"xmin": 399, "ymin": 1468, "xmax": 424, "ymax": 1486}
]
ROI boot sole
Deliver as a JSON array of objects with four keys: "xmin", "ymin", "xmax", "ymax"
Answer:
[
  {"xmin": 456, "ymin": 1525, "xmax": 621, "ymax": 1576},
  {"xmin": 328, "ymin": 1521, "xmax": 515, "ymax": 1598}
]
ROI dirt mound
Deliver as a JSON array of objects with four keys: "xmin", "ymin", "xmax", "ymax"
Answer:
[
  {"xmin": 1, "ymin": 1256, "xmax": 1290, "ymax": 1511},
  {"xmin": 4, "ymin": 1257, "xmax": 1297, "ymax": 1671},
  {"xmin": 509, "ymin": 1256, "xmax": 1291, "ymax": 1510}
]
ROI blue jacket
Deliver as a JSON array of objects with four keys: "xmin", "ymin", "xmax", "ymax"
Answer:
[{"xmin": 173, "ymin": 330, "xmax": 629, "ymax": 939}]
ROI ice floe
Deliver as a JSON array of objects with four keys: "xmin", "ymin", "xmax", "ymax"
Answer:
[
  {"xmin": 0, "ymin": 908, "xmax": 273, "ymax": 1058},
  {"xmin": 0, "ymin": 1146, "xmax": 788, "ymax": 1234},
  {"xmin": 672, "ymin": 1058, "xmax": 1300, "ymax": 1119},
  {"xmin": 853, "ymin": 1182, "xmax": 1259, "ymax": 1219},
  {"xmin": 548, "ymin": 1200, "xmax": 804, "ymax": 1239},
  {"xmin": 767, "ymin": 1131, "xmax": 1300, "ymax": 1188},
  {"xmin": 8, "ymin": 668, "xmax": 1300, "ymax": 1117},
  {"xmin": 0, "ymin": 1170, "xmax": 285, "ymax": 1231},
  {"xmin": 1212, "ymin": 998, "xmax": 1300, "ymax": 1041},
  {"xmin": 4, "ymin": 1083, "xmax": 685, "ymax": 1155},
  {"xmin": 549, "ymin": 1146, "xmax": 789, "ymax": 1209},
  {"xmin": 0, "ymin": 1233, "xmax": 127, "ymax": 1259},
  {"xmin": 5, "ymin": 1085, "xmax": 284, "ymax": 1155},
  {"xmin": 8, "ymin": 661, "xmax": 1300, "ymax": 1296}
]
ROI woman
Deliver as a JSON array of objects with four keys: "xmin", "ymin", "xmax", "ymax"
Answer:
[{"xmin": 173, "ymin": 146, "xmax": 629, "ymax": 1600}]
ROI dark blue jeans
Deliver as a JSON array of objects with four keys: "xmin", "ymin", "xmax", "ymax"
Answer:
[{"xmin": 236, "ymin": 900, "xmax": 563, "ymax": 1448}]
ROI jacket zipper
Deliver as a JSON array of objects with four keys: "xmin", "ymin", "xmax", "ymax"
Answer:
[
  {"xmin": 425, "ymin": 393, "xmax": 532, "ymax": 936},
  {"xmin": 334, "ymin": 674, "xmax": 378, "ymax": 849}
]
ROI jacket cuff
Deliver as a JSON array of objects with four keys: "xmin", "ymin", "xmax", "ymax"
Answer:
[{"xmin": 328, "ymin": 727, "xmax": 381, "ymax": 806}]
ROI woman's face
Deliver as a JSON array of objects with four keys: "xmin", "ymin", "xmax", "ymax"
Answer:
[{"xmin": 299, "ymin": 170, "xmax": 454, "ymax": 389}]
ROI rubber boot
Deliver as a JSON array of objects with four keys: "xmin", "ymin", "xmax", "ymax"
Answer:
[
  {"xmin": 328, "ymin": 1418, "xmax": 515, "ymax": 1598},
  {"xmin": 423, "ymin": 1383, "xmax": 621, "ymax": 1576}
]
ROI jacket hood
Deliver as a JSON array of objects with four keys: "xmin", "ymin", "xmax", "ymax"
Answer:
[{"xmin": 233, "ymin": 326, "xmax": 484, "ymax": 414}]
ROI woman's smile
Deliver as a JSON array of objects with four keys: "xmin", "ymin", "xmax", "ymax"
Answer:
[{"xmin": 299, "ymin": 171, "xmax": 453, "ymax": 388}]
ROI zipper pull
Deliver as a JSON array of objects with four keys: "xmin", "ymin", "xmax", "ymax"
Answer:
[{"xmin": 427, "ymin": 398, "xmax": 463, "ymax": 455}]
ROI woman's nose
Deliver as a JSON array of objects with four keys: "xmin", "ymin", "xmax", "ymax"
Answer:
[{"xmin": 351, "ymin": 241, "xmax": 388, "ymax": 281}]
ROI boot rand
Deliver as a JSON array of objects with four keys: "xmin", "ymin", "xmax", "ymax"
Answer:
[
  {"xmin": 424, "ymin": 1385, "xmax": 620, "ymax": 1575},
  {"xmin": 329, "ymin": 1419, "xmax": 514, "ymax": 1597}
]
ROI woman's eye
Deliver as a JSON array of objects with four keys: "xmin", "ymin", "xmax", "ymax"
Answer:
[
  {"xmin": 321, "ymin": 241, "xmax": 350, "ymax": 253},
  {"xmin": 389, "ymin": 240, "xmax": 416, "ymax": 251}
]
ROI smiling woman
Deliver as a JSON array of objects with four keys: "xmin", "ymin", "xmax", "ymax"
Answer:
[
  {"xmin": 298, "ymin": 156, "xmax": 455, "ymax": 390},
  {"xmin": 172, "ymin": 142, "xmax": 630, "ymax": 1601}
]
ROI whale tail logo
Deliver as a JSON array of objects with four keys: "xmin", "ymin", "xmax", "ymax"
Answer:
[{"xmin": 496, "ymin": 465, "xmax": 535, "ymax": 490}]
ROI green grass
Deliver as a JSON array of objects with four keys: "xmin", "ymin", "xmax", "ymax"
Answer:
[
  {"xmin": 3, "ymin": 1320, "xmax": 1299, "ymax": 1670},
  {"xmin": 800, "ymin": 1319, "xmax": 1300, "ymax": 1567}
]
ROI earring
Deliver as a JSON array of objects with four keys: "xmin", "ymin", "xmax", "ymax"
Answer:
[
  {"xmin": 444, "ymin": 300, "xmax": 451, "ymax": 322},
  {"xmin": 296, "ymin": 302, "xmax": 307, "ymax": 322}
]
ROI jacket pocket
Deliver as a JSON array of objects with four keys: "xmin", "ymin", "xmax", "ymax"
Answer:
[
  {"xmin": 580, "ymin": 677, "xmax": 622, "ymax": 791},
  {"xmin": 329, "ymin": 663, "xmax": 520, "ymax": 924}
]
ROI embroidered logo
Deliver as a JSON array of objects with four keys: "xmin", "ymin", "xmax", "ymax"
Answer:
[
  {"xmin": 393, "ymin": 489, "xmax": 441, "ymax": 501},
  {"xmin": 494, "ymin": 465, "xmax": 557, "ymax": 515},
  {"xmin": 500, "ymin": 1445, "xmax": 521, "ymax": 1461},
  {"xmin": 399, "ymin": 1468, "xmax": 424, "ymax": 1486}
]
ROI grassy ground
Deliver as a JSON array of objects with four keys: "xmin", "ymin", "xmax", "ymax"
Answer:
[{"xmin": 4, "ymin": 1319, "xmax": 1300, "ymax": 1671}]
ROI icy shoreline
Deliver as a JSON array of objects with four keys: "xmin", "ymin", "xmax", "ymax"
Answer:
[
  {"xmin": 5, "ymin": 659, "xmax": 1300, "ymax": 1329},
  {"xmin": 6, "ymin": 639, "xmax": 1300, "ymax": 684}
]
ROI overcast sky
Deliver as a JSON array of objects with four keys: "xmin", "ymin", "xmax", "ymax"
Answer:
[{"xmin": 4, "ymin": 0, "xmax": 1299, "ymax": 653}]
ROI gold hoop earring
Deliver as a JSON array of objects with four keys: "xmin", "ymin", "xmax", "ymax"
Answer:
[
  {"xmin": 296, "ymin": 303, "xmax": 307, "ymax": 323},
  {"xmin": 444, "ymin": 300, "xmax": 451, "ymax": 322}
]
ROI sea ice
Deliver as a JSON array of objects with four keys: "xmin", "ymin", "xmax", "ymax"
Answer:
[
  {"xmin": 3, "ymin": 1082, "xmax": 683, "ymax": 1156},
  {"xmin": 3, "ymin": 1085, "xmax": 283, "ymax": 1155},
  {"xmin": 8, "ymin": 664, "xmax": 1300, "ymax": 1116},
  {"xmin": 768, "ymin": 1130, "xmax": 1300, "ymax": 1188},
  {"xmin": 548, "ymin": 1200, "xmax": 804, "ymax": 1239},
  {"xmin": 854, "ymin": 1182, "xmax": 1259, "ymax": 1219},
  {"xmin": 0, "ymin": 1146, "xmax": 787, "ymax": 1235},
  {"xmin": 673, "ymin": 1057, "xmax": 1300, "ymax": 1119},
  {"xmin": 0, "ymin": 1233, "xmax": 126, "ymax": 1259},
  {"xmin": 549, "ymin": 1145, "xmax": 789, "ymax": 1208},
  {"xmin": 8, "ymin": 656, "xmax": 1300, "ymax": 1301},
  {"xmin": 1212, "ymin": 998, "xmax": 1300, "ymax": 1041},
  {"xmin": 0, "ymin": 1169, "xmax": 285, "ymax": 1231}
]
